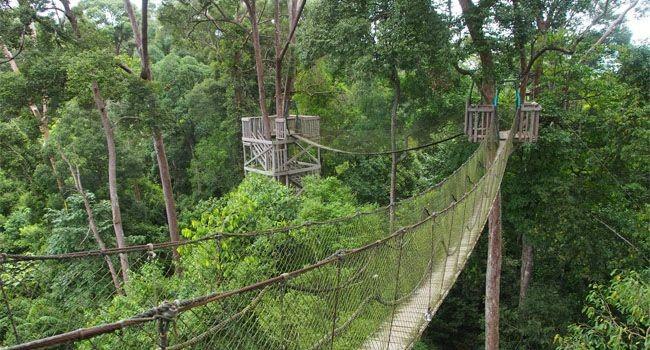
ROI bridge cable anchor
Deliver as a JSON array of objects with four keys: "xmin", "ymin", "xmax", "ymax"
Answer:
[{"xmin": 156, "ymin": 300, "xmax": 179, "ymax": 350}]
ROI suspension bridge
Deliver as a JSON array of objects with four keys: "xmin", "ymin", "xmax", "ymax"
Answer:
[{"xmin": 0, "ymin": 113, "xmax": 517, "ymax": 349}]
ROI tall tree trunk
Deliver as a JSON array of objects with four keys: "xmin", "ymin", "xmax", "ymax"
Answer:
[
  {"xmin": 457, "ymin": 2, "xmax": 502, "ymax": 348},
  {"xmin": 529, "ymin": 18, "xmax": 548, "ymax": 100},
  {"xmin": 519, "ymin": 236, "xmax": 533, "ymax": 306},
  {"xmin": 485, "ymin": 105, "xmax": 501, "ymax": 350},
  {"xmin": 272, "ymin": 0, "xmax": 283, "ymax": 183},
  {"xmin": 123, "ymin": 0, "xmax": 181, "ymax": 264},
  {"xmin": 92, "ymin": 82, "xmax": 130, "ymax": 282},
  {"xmin": 282, "ymin": 62, "xmax": 296, "ymax": 117},
  {"xmin": 458, "ymin": 0, "xmax": 496, "ymax": 103},
  {"xmin": 233, "ymin": 50, "xmax": 245, "ymax": 169},
  {"xmin": 486, "ymin": 193, "xmax": 502, "ymax": 350},
  {"xmin": 484, "ymin": 83, "xmax": 501, "ymax": 349},
  {"xmin": 273, "ymin": 0, "xmax": 283, "ymax": 118},
  {"xmin": 2, "ymin": 44, "xmax": 20, "ymax": 72},
  {"xmin": 514, "ymin": 6, "xmax": 533, "ymax": 312},
  {"xmin": 281, "ymin": 0, "xmax": 301, "ymax": 117},
  {"xmin": 60, "ymin": 152, "xmax": 122, "ymax": 293},
  {"xmin": 123, "ymin": 0, "xmax": 143, "ymax": 59},
  {"xmin": 60, "ymin": 0, "xmax": 80, "ymax": 38},
  {"xmin": 2, "ymin": 43, "xmax": 65, "ymax": 197},
  {"xmin": 389, "ymin": 67, "xmax": 401, "ymax": 231},
  {"xmin": 152, "ymin": 128, "xmax": 180, "ymax": 263},
  {"xmin": 243, "ymin": 0, "xmax": 271, "ymax": 139},
  {"xmin": 138, "ymin": 0, "xmax": 152, "ymax": 81}
]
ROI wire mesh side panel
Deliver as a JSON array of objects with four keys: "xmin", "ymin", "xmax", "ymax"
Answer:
[
  {"xmin": 394, "ymin": 140, "xmax": 487, "ymax": 229},
  {"xmin": 159, "ymin": 287, "xmax": 277, "ymax": 350},
  {"xmin": 0, "ymin": 120, "xmax": 513, "ymax": 349},
  {"xmin": 161, "ymin": 240, "xmax": 401, "ymax": 350},
  {"xmin": 0, "ymin": 248, "xmax": 169, "ymax": 347}
]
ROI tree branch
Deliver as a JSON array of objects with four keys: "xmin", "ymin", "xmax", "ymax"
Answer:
[
  {"xmin": 453, "ymin": 60, "xmax": 474, "ymax": 76},
  {"xmin": 278, "ymin": 0, "xmax": 306, "ymax": 62},
  {"xmin": 582, "ymin": 0, "xmax": 640, "ymax": 57},
  {"xmin": 591, "ymin": 214, "xmax": 648, "ymax": 262},
  {"xmin": 0, "ymin": 36, "xmax": 25, "ymax": 66},
  {"xmin": 116, "ymin": 62, "xmax": 133, "ymax": 74},
  {"xmin": 522, "ymin": 45, "xmax": 574, "ymax": 79}
]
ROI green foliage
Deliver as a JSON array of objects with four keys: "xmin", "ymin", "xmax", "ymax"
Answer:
[
  {"xmin": 50, "ymin": 100, "xmax": 106, "ymax": 169},
  {"xmin": 297, "ymin": 175, "xmax": 358, "ymax": 220},
  {"xmin": 65, "ymin": 50, "xmax": 129, "ymax": 106},
  {"xmin": 153, "ymin": 53, "xmax": 211, "ymax": 110},
  {"xmin": 45, "ymin": 194, "xmax": 113, "ymax": 253},
  {"xmin": 619, "ymin": 45, "xmax": 650, "ymax": 100},
  {"xmin": 0, "ymin": 118, "xmax": 40, "ymax": 181},
  {"xmin": 1, "ymin": 207, "xmax": 43, "ymax": 252},
  {"xmin": 183, "ymin": 175, "xmax": 296, "ymax": 239},
  {"xmin": 301, "ymin": 0, "xmax": 448, "ymax": 77},
  {"xmin": 21, "ymin": 51, "xmax": 68, "ymax": 109},
  {"xmin": 0, "ymin": 72, "xmax": 29, "ymax": 116},
  {"xmin": 555, "ymin": 270, "xmax": 650, "ymax": 350}
]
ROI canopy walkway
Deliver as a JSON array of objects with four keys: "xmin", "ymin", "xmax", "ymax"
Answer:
[{"xmin": 0, "ymin": 120, "xmax": 514, "ymax": 349}]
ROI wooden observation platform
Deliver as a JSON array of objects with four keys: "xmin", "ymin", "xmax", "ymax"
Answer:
[
  {"xmin": 242, "ymin": 115, "xmax": 321, "ymax": 186},
  {"xmin": 465, "ymin": 101, "xmax": 541, "ymax": 143}
]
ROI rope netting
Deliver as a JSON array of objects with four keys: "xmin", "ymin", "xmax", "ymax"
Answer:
[{"xmin": 0, "ymin": 120, "xmax": 515, "ymax": 350}]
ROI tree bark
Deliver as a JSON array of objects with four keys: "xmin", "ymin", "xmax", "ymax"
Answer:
[
  {"xmin": 138, "ymin": 0, "xmax": 152, "ymax": 80},
  {"xmin": 123, "ymin": 0, "xmax": 143, "ymax": 59},
  {"xmin": 243, "ymin": 0, "xmax": 272, "ymax": 139},
  {"xmin": 60, "ymin": 152, "xmax": 122, "ymax": 294},
  {"xmin": 458, "ymin": 0, "xmax": 496, "ymax": 102},
  {"xmin": 92, "ymin": 82, "xmax": 130, "ymax": 283},
  {"xmin": 60, "ymin": 0, "xmax": 81, "ymax": 38},
  {"xmin": 2, "ymin": 44, "xmax": 20, "ymax": 72},
  {"xmin": 389, "ymin": 67, "xmax": 401, "ymax": 231},
  {"xmin": 519, "ymin": 237, "xmax": 533, "ymax": 307},
  {"xmin": 513, "ymin": 0, "xmax": 528, "ymax": 100},
  {"xmin": 457, "ymin": 2, "xmax": 501, "ymax": 348},
  {"xmin": 281, "ymin": 0, "xmax": 302, "ymax": 117},
  {"xmin": 485, "ymin": 193, "xmax": 502, "ymax": 350},
  {"xmin": 529, "ymin": 17, "xmax": 549, "ymax": 100},
  {"xmin": 273, "ymin": 0, "xmax": 283, "ymax": 118},
  {"xmin": 583, "ymin": 0, "xmax": 640, "ymax": 57},
  {"xmin": 123, "ymin": 0, "xmax": 181, "ymax": 264},
  {"xmin": 152, "ymin": 128, "xmax": 181, "ymax": 263}
]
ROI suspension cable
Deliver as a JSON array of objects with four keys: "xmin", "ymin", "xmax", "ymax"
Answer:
[{"xmin": 292, "ymin": 133, "xmax": 463, "ymax": 156}]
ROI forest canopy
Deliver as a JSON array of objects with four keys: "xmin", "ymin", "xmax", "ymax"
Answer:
[{"xmin": 0, "ymin": 0, "xmax": 648, "ymax": 349}]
